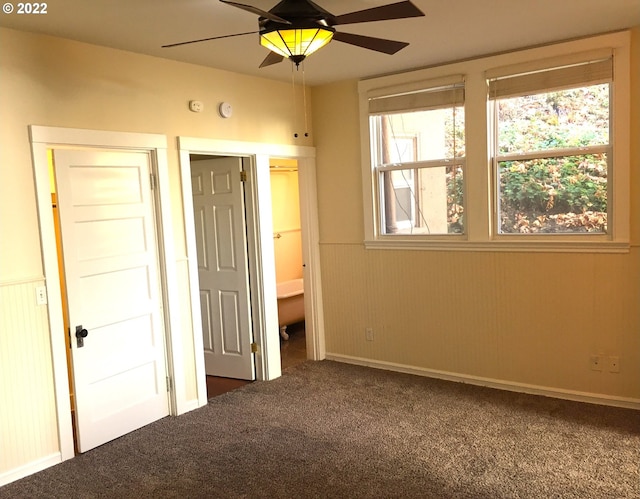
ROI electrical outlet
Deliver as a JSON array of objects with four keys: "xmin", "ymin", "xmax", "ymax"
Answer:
[
  {"xmin": 589, "ymin": 354, "xmax": 603, "ymax": 371},
  {"xmin": 365, "ymin": 327, "xmax": 374, "ymax": 341},
  {"xmin": 189, "ymin": 100, "xmax": 204, "ymax": 113},
  {"xmin": 608, "ymin": 356, "xmax": 620, "ymax": 373}
]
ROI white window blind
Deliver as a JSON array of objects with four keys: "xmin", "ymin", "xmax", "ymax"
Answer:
[
  {"xmin": 488, "ymin": 58, "xmax": 612, "ymax": 99},
  {"xmin": 369, "ymin": 79, "xmax": 464, "ymax": 114}
]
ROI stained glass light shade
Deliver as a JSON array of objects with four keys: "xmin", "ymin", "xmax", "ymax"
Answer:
[{"xmin": 260, "ymin": 25, "xmax": 334, "ymax": 65}]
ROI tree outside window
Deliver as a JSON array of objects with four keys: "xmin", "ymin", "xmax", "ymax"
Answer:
[{"xmin": 492, "ymin": 77, "xmax": 610, "ymax": 234}]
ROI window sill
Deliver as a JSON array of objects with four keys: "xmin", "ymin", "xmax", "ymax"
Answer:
[{"xmin": 364, "ymin": 238, "xmax": 630, "ymax": 254}]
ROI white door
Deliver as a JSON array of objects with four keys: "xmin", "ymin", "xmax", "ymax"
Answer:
[
  {"xmin": 191, "ymin": 157, "xmax": 255, "ymax": 380},
  {"xmin": 54, "ymin": 149, "xmax": 169, "ymax": 453}
]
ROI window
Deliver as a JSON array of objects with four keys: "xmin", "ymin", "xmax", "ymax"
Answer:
[
  {"xmin": 359, "ymin": 31, "xmax": 630, "ymax": 251},
  {"xmin": 489, "ymin": 59, "xmax": 611, "ymax": 235},
  {"xmin": 367, "ymin": 78, "xmax": 465, "ymax": 236}
]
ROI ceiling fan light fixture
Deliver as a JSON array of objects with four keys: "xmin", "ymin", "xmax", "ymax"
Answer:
[{"xmin": 260, "ymin": 25, "xmax": 334, "ymax": 65}]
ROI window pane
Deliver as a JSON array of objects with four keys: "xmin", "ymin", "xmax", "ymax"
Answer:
[
  {"xmin": 371, "ymin": 106, "xmax": 465, "ymax": 163},
  {"xmin": 381, "ymin": 166, "xmax": 464, "ymax": 235},
  {"xmin": 497, "ymin": 84, "xmax": 609, "ymax": 155},
  {"xmin": 498, "ymin": 154, "xmax": 607, "ymax": 234}
]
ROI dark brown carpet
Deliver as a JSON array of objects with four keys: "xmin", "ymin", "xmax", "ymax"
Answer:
[{"xmin": 1, "ymin": 360, "xmax": 638, "ymax": 498}]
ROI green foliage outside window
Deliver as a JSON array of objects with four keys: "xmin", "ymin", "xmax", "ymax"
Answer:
[{"xmin": 497, "ymin": 84, "xmax": 609, "ymax": 234}]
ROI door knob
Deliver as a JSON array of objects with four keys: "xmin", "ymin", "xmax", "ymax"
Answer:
[{"xmin": 75, "ymin": 325, "xmax": 88, "ymax": 348}]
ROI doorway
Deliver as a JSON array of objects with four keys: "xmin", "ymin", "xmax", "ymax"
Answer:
[
  {"xmin": 31, "ymin": 126, "xmax": 188, "ymax": 463},
  {"xmin": 189, "ymin": 154, "xmax": 308, "ymax": 397},
  {"xmin": 269, "ymin": 158, "xmax": 307, "ymax": 370},
  {"xmin": 178, "ymin": 136, "xmax": 325, "ymax": 405}
]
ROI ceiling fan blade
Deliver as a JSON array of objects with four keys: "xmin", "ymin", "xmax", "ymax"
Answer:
[
  {"xmin": 162, "ymin": 31, "xmax": 258, "ymax": 48},
  {"xmin": 259, "ymin": 51, "xmax": 285, "ymax": 68},
  {"xmin": 219, "ymin": 0, "xmax": 291, "ymax": 24},
  {"xmin": 161, "ymin": 31, "xmax": 260, "ymax": 49},
  {"xmin": 332, "ymin": 32, "xmax": 409, "ymax": 55},
  {"xmin": 332, "ymin": 1, "xmax": 424, "ymax": 26}
]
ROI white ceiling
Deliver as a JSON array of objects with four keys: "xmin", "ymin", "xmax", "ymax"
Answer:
[{"xmin": 1, "ymin": 0, "xmax": 638, "ymax": 86}]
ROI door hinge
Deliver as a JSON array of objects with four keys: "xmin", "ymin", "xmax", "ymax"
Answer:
[
  {"xmin": 251, "ymin": 342, "xmax": 259, "ymax": 353},
  {"xmin": 150, "ymin": 173, "xmax": 157, "ymax": 190},
  {"xmin": 166, "ymin": 376, "xmax": 173, "ymax": 392},
  {"xmin": 240, "ymin": 171, "xmax": 247, "ymax": 182}
]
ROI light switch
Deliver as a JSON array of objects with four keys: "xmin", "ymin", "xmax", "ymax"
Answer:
[{"xmin": 36, "ymin": 286, "xmax": 47, "ymax": 305}]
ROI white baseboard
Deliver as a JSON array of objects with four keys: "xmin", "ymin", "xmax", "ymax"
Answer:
[
  {"xmin": 326, "ymin": 353, "xmax": 640, "ymax": 410},
  {"xmin": 0, "ymin": 453, "xmax": 61, "ymax": 487}
]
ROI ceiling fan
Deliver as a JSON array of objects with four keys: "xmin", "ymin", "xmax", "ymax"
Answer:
[{"xmin": 163, "ymin": 0, "xmax": 425, "ymax": 68}]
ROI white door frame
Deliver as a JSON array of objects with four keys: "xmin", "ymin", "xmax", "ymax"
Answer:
[
  {"xmin": 179, "ymin": 137, "xmax": 325, "ymax": 405},
  {"xmin": 30, "ymin": 126, "xmax": 185, "ymax": 463}
]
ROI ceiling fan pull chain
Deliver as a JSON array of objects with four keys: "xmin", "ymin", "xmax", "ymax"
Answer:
[
  {"xmin": 291, "ymin": 61, "xmax": 300, "ymax": 138},
  {"xmin": 302, "ymin": 63, "xmax": 309, "ymax": 138},
  {"xmin": 290, "ymin": 60, "xmax": 309, "ymax": 139}
]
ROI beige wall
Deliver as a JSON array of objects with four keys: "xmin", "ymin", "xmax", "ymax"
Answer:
[
  {"xmin": 0, "ymin": 28, "xmax": 312, "ymax": 282},
  {"xmin": 311, "ymin": 28, "xmax": 640, "ymax": 401},
  {"xmin": 0, "ymin": 27, "xmax": 311, "ymax": 481}
]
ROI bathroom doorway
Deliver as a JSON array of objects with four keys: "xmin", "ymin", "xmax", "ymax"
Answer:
[
  {"xmin": 269, "ymin": 158, "xmax": 307, "ymax": 370},
  {"xmin": 179, "ymin": 136, "xmax": 325, "ymax": 404}
]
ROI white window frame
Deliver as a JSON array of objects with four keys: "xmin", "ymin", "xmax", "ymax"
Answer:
[
  {"xmin": 364, "ymin": 75, "xmax": 467, "ymax": 241},
  {"xmin": 489, "ymin": 57, "xmax": 612, "ymax": 238},
  {"xmin": 358, "ymin": 31, "xmax": 630, "ymax": 253}
]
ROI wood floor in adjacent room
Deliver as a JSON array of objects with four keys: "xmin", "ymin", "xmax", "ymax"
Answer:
[{"xmin": 206, "ymin": 322, "xmax": 307, "ymax": 398}]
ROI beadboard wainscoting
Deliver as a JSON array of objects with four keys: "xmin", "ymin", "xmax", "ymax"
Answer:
[
  {"xmin": 0, "ymin": 279, "xmax": 61, "ymax": 485},
  {"xmin": 319, "ymin": 243, "xmax": 640, "ymax": 406}
]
